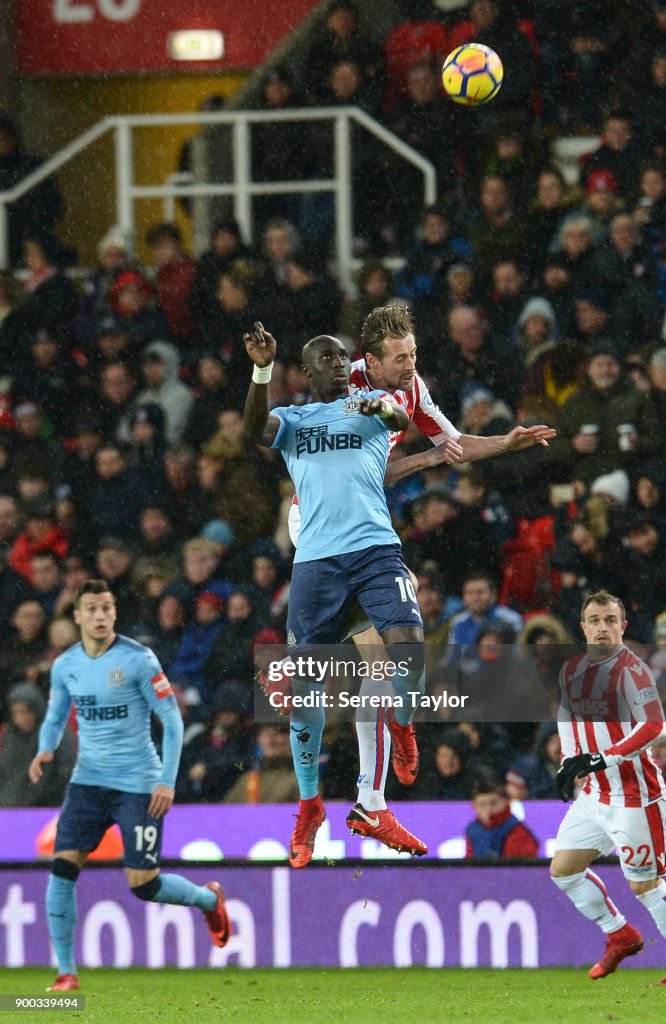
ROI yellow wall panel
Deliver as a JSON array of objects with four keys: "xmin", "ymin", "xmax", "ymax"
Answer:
[{"xmin": 20, "ymin": 73, "xmax": 245, "ymax": 266}]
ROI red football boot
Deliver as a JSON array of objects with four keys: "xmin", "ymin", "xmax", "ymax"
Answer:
[
  {"xmin": 289, "ymin": 796, "xmax": 326, "ymax": 869},
  {"xmin": 588, "ymin": 923, "xmax": 644, "ymax": 979},
  {"xmin": 388, "ymin": 717, "xmax": 419, "ymax": 785},
  {"xmin": 346, "ymin": 803, "xmax": 428, "ymax": 856},
  {"xmin": 204, "ymin": 881, "xmax": 231, "ymax": 948},
  {"xmin": 46, "ymin": 974, "xmax": 79, "ymax": 992}
]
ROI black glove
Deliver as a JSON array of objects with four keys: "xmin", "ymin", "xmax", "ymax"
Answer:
[{"xmin": 557, "ymin": 752, "xmax": 607, "ymax": 802}]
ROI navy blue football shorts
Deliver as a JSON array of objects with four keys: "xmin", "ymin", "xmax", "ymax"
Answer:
[
  {"xmin": 55, "ymin": 782, "xmax": 164, "ymax": 869},
  {"xmin": 287, "ymin": 543, "xmax": 423, "ymax": 646}
]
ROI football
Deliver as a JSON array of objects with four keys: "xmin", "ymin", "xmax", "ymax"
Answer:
[{"xmin": 441, "ymin": 43, "xmax": 503, "ymax": 106}]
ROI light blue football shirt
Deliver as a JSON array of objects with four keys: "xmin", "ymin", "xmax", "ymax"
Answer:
[
  {"xmin": 38, "ymin": 635, "xmax": 184, "ymax": 793},
  {"xmin": 272, "ymin": 392, "xmax": 400, "ymax": 563}
]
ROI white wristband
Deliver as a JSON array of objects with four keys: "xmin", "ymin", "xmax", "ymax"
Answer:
[
  {"xmin": 378, "ymin": 399, "xmax": 394, "ymax": 419},
  {"xmin": 252, "ymin": 363, "xmax": 273, "ymax": 384}
]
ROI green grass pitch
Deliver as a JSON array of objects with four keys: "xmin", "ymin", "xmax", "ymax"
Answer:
[{"xmin": 0, "ymin": 968, "xmax": 665, "ymax": 1024}]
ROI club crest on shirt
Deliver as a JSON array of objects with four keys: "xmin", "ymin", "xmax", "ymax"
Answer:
[
  {"xmin": 343, "ymin": 398, "xmax": 363, "ymax": 416},
  {"xmin": 108, "ymin": 667, "xmax": 126, "ymax": 687}
]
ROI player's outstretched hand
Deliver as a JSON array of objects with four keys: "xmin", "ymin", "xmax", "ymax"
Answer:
[
  {"xmin": 243, "ymin": 321, "xmax": 276, "ymax": 367},
  {"xmin": 557, "ymin": 752, "xmax": 607, "ymax": 801},
  {"xmin": 148, "ymin": 784, "xmax": 175, "ymax": 819},
  {"xmin": 359, "ymin": 396, "xmax": 394, "ymax": 418},
  {"xmin": 422, "ymin": 438, "xmax": 465, "ymax": 466},
  {"xmin": 28, "ymin": 750, "xmax": 53, "ymax": 784},
  {"xmin": 503, "ymin": 424, "xmax": 556, "ymax": 452}
]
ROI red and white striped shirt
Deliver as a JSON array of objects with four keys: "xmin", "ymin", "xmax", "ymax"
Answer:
[
  {"xmin": 558, "ymin": 645, "xmax": 666, "ymax": 808},
  {"xmin": 348, "ymin": 360, "xmax": 461, "ymax": 453},
  {"xmin": 290, "ymin": 362, "xmax": 460, "ymax": 519}
]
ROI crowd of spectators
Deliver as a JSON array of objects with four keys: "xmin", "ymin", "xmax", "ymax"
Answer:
[{"xmin": 2, "ymin": 0, "xmax": 666, "ymax": 810}]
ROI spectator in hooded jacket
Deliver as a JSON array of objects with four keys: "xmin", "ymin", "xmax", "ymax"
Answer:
[
  {"xmin": 136, "ymin": 341, "xmax": 194, "ymax": 444},
  {"xmin": 0, "ymin": 682, "xmax": 75, "ymax": 805},
  {"xmin": 0, "ymin": 600, "xmax": 49, "ymax": 715}
]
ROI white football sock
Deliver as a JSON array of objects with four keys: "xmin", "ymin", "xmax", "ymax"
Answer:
[
  {"xmin": 636, "ymin": 880, "xmax": 666, "ymax": 938},
  {"xmin": 355, "ymin": 679, "xmax": 392, "ymax": 812},
  {"xmin": 552, "ymin": 870, "xmax": 626, "ymax": 934}
]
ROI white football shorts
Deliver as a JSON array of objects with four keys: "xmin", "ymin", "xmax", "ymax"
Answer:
[{"xmin": 555, "ymin": 789, "xmax": 666, "ymax": 881}]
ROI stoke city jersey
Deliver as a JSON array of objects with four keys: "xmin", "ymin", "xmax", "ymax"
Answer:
[
  {"xmin": 272, "ymin": 392, "xmax": 399, "ymax": 562},
  {"xmin": 38, "ymin": 635, "xmax": 183, "ymax": 794},
  {"xmin": 348, "ymin": 360, "xmax": 461, "ymax": 451},
  {"xmin": 558, "ymin": 645, "xmax": 666, "ymax": 808}
]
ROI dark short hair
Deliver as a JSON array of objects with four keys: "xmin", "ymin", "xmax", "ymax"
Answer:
[
  {"xmin": 471, "ymin": 776, "xmax": 505, "ymax": 800},
  {"xmin": 361, "ymin": 303, "xmax": 415, "ymax": 361},
  {"xmin": 580, "ymin": 589, "xmax": 626, "ymax": 622},
  {"xmin": 74, "ymin": 579, "xmax": 115, "ymax": 608},
  {"xmin": 145, "ymin": 223, "xmax": 182, "ymax": 247},
  {"xmin": 462, "ymin": 570, "xmax": 497, "ymax": 590}
]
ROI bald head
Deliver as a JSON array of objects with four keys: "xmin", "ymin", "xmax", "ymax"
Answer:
[
  {"xmin": 300, "ymin": 335, "xmax": 350, "ymax": 400},
  {"xmin": 302, "ymin": 335, "xmax": 346, "ymax": 367}
]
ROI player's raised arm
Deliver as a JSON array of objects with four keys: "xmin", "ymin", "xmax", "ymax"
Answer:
[
  {"xmin": 243, "ymin": 321, "xmax": 282, "ymax": 446},
  {"xmin": 457, "ymin": 424, "xmax": 557, "ymax": 461}
]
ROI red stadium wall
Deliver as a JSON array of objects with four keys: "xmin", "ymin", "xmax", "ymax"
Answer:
[{"xmin": 17, "ymin": 0, "xmax": 321, "ymax": 75}]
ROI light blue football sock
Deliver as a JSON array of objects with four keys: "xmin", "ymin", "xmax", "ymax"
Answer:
[
  {"xmin": 290, "ymin": 684, "xmax": 326, "ymax": 799},
  {"xmin": 153, "ymin": 874, "xmax": 217, "ymax": 911},
  {"xmin": 46, "ymin": 875, "xmax": 77, "ymax": 976}
]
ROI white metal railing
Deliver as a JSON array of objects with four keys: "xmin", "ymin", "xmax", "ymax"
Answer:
[{"xmin": 0, "ymin": 109, "xmax": 436, "ymax": 293}]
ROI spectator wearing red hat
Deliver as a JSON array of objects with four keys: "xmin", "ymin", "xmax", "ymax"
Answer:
[
  {"xmin": 581, "ymin": 110, "xmax": 647, "ymax": 198},
  {"xmin": 106, "ymin": 268, "xmax": 170, "ymax": 349},
  {"xmin": 582, "ymin": 169, "xmax": 624, "ymax": 236}
]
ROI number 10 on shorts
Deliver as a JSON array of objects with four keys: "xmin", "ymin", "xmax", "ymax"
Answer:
[{"xmin": 395, "ymin": 575, "xmax": 417, "ymax": 603}]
